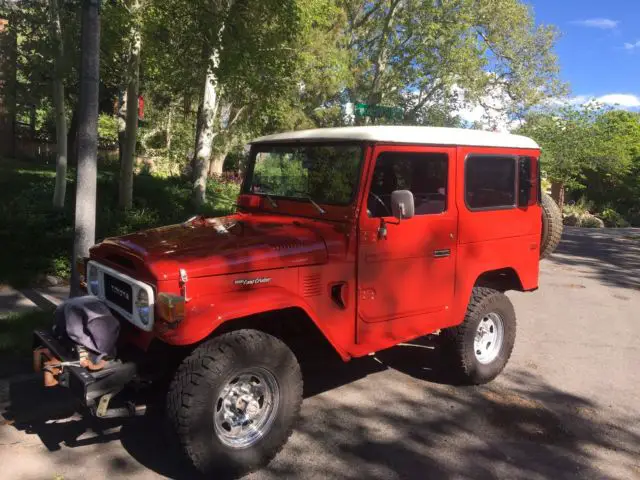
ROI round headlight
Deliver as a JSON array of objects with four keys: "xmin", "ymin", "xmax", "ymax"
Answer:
[
  {"xmin": 88, "ymin": 265, "xmax": 99, "ymax": 296},
  {"xmin": 136, "ymin": 288, "xmax": 150, "ymax": 325}
]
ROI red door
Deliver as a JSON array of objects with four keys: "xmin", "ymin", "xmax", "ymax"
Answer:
[{"xmin": 356, "ymin": 145, "xmax": 457, "ymax": 351}]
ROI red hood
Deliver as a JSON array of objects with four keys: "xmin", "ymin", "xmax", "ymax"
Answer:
[{"xmin": 91, "ymin": 215, "xmax": 328, "ymax": 281}]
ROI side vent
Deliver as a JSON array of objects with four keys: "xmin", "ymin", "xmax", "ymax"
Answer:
[{"xmin": 302, "ymin": 273, "xmax": 322, "ymax": 297}]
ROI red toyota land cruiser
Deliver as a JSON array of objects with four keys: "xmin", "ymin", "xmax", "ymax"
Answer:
[{"xmin": 33, "ymin": 126, "xmax": 562, "ymax": 476}]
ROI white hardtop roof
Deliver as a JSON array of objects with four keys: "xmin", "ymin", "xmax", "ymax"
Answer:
[{"xmin": 251, "ymin": 126, "xmax": 539, "ymax": 150}]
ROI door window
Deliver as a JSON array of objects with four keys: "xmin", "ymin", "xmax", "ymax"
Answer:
[{"xmin": 368, "ymin": 152, "xmax": 448, "ymax": 217}]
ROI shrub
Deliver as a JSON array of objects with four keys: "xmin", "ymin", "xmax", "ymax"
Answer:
[
  {"xmin": 563, "ymin": 197, "xmax": 594, "ymax": 218},
  {"xmin": 206, "ymin": 173, "xmax": 242, "ymax": 211},
  {"xmin": 598, "ymin": 208, "xmax": 630, "ymax": 228},
  {"xmin": 563, "ymin": 212, "xmax": 580, "ymax": 226},
  {"xmin": 579, "ymin": 214, "xmax": 604, "ymax": 228},
  {"xmin": 627, "ymin": 208, "xmax": 640, "ymax": 228},
  {"xmin": 98, "ymin": 114, "xmax": 120, "ymax": 147}
]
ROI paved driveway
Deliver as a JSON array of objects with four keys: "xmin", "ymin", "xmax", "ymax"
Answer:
[{"xmin": 1, "ymin": 227, "xmax": 639, "ymax": 479}]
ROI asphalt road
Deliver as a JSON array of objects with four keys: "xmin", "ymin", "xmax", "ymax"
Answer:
[{"xmin": 1, "ymin": 227, "xmax": 639, "ymax": 479}]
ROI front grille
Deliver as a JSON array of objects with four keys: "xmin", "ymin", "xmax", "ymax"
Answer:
[{"xmin": 104, "ymin": 274, "xmax": 133, "ymax": 313}]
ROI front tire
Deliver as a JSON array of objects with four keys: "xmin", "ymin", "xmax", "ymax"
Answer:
[
  {"xmin": 441, "ymin": 287, "xmax": 516, "ymax": 384},
  {"xmin": 166, "ymin": 329, "xmax": 303, "ymax": 477}
]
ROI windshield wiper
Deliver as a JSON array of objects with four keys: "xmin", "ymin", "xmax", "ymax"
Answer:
[
  {"xmin": 263, "ymin": 193, "xmax": 278, "ymax": 208},
  {"xmin": 293, "ymin": 191, "xmax": 326, "ymax": 215},
  {"xmin": 254, "ymin": 184, "xmax": 278, "ymax": 208}
]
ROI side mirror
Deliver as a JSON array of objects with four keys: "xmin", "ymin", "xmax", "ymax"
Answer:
[{"xmin": 391, "ymin": 190, "xmax": 415, "ymax": 220}]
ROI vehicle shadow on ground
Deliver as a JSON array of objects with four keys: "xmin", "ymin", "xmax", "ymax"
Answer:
[
  {"xmin": 550, "ymin": 227, "xmax": 640, "ymax": 290},
  {"xmin": 2, "ymin": 337, "xmax": 639, "ymax": 480}
]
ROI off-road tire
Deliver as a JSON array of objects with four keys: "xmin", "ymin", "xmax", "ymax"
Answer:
[
  {"xmin": 441, "ymin": 287, "xmax": 516, "ymax": 385},
  {"xmin": 540, "ymin": 192, "xmax": 563, "ymax": 258},
  {"xmin": 166, "ymin": 329, "xmax": 303, "ymax": 477}
]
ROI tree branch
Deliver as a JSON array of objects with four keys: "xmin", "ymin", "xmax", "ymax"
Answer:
[
  {"xmin": 227, "ymin": 105, "xmax": 246, "ymax": 128},
  {"xmin": 409, "ymin": 84, "xmax": 440, "ymax": 114},
  {"xmin": 353, "ymin": 1, "xmax": 383, "ymax": 29}
]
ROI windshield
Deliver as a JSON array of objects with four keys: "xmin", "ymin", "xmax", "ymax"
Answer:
[{"xmin": 243, "ymin": 143, "xmax": 363, "ymax": 206}]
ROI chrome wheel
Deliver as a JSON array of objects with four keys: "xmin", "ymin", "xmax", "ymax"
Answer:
[
  {"xmin": 214, "ymin": 368, "xmax": 280, "ymax": 449},
  {"xmin": 474, "ymin": 312, "xmax": 504, "ymax": 364}
]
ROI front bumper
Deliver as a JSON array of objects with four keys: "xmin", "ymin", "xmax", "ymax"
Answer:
[{"xmin": 33, "ymin": 329, "xmax": 137, "ymax": 409}]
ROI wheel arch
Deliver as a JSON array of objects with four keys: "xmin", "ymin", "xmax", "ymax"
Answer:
[
  {"xmin": 213, "ymin": 306, "xmax": 347, "ymax": 363},
  {"xmin": 161, "ymin": 287, "xmax": 350, "ymax": 361},
  {"xmin": 473, "ymin": 267, "xmax": 524, "ymax": 292}
]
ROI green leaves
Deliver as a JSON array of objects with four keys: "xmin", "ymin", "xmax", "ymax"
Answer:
[
  {"xmin": 344, "ymin": 0, "xmax": 565, "ymax": 125},
  {"xmin": 518, "ymin": 105, "xmax": 640, "ymax": 191}
]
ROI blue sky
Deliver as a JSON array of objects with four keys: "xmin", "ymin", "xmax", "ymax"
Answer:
[{"xmin": 528, "ymin": 0, "xmax": 640, "ymax": 109}]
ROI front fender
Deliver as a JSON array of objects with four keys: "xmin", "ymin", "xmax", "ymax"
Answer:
[{"xmin": 157, "ymin": 286, "xmax": 349, "ymax": 360}]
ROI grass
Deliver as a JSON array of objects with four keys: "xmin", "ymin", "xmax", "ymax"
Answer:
[
  {"xmin": 0, "ymin": 158, "xmax": 239, "ymax": 288},
  {"xmin": 0, "ymin": 309, "xmax": 53, "ymax": 358}
]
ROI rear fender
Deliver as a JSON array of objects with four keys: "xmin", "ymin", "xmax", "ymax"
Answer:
[{"xmin": 157, "ymin": 286, "xmax": 350, "ymax": 360}]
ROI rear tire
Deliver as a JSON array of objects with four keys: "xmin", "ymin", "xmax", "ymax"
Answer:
[
  {"xmin": 166, "ymin": 329, "xmax": 302, "ymax": 477},
  {"xmin": 441, "ymin": 287, "xmax": 516, "ymax": 385},
  {"xmin": 540, "ymin": 192, "xmax": 563, "ymax": 258}
]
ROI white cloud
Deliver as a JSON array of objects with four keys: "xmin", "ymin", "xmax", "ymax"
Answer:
[
  {"xmin": 550, "ymin": 94, "xmax": 640, "ymax": 109},
  {"xmin": 571, "ymin": 18, "xmax": 619, "ymax": 29},
  {"xmin": 624, "ymin": 40, "xmax": 640, "ymax": 51},
  {"xmin": 451, "ymin": 84, "xmax": 520, "ymax": 133},
  {"xmin": 597, "ymin": 94, "xmax": 640, "ymax": 108}
]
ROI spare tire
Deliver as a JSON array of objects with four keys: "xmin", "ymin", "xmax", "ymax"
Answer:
[{"xmin": 540, "ymin": 192, "xmax": 563, "ymax": 258}]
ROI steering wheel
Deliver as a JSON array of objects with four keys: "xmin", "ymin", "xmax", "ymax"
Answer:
[{"xmin": 369, "ymin": 191, "xmax": 392, "ymax": 217}]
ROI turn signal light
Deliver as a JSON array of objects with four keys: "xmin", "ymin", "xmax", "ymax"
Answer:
[{"xmin": 157, "ymin": 293, "xmax": 186, "ymax": 325}]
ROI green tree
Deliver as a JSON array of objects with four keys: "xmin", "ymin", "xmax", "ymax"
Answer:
[
  {"xmin": 582, "ymin": 110, "xmax": 640, "ymax": 217},
  {"xmin": 518, "ymin": 104, "xmax": 639, "ymax": 211},
  {"xmin": 518, "ymin": 104, "xmax": 600, "ymax": 210},
  {"xmin": 118, "ymin": 0, "xmax": 143, "ymax": 209},
  {"xmin": 342, "ymin": 0, "xmax": 566, "ymax": 125},
  {"xmin": 144, "ymin": 0, "xmax": 345, "ymax": 206}
]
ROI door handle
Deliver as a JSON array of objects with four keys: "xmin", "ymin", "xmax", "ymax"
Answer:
[{"xmin": 433, "ymin": 249, "xmax": 451, "ymax": 258}]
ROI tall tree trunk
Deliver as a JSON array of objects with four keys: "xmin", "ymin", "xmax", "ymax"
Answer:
[
  {"xmin": 551, "ymin": 180, "xmax": 565, "ymax": 212},
  {"xmin": 183, "ymin": 93, "xmax": 191, "ymax": 120},
  {"xmin": 70, "ymin": 0, "xmax": 100, "ymax": 296},
  {"xmin": 67, "ymin": 106, "xmax": 78, "ymax": 164},
  {"xmin": 166, "ymin": 103, "xmax": 173, "ymax": 153},
  {"xmin": 208, "ymin": 148, "xmax": 228, "ymax": 177},
  {"xmin": 117, "ymin": 91, "xmax": 126, "ymax": 164},
  {"xmin": 367, "ymin": 0, "xmax": 400, "ymax": 106},
  {"xmin": 119, "ymin": 0, "xmax": 142, "ymax": 209},
  {"xmin": 191, "ymin": 2, "xmax": 235, "ymax": 207},
  {"xmin": 50, "ymin": 0, "xmax": 67, "ymax": 209},
  {"xmin": 192, "ymin": 66, "xmax": 220, "ymax": 207}
]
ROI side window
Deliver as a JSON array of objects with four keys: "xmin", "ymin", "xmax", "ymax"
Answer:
[
  {"xmin": 465, "ymin": 155, "xmax": 516, "ymax": 210},
  {"xmin": 368, "ymin": 152, "xmax": 448, "ymax": 218},
  {"xmin": 518, "ymin": 156, "xmax": 536, "ymax": 207}
]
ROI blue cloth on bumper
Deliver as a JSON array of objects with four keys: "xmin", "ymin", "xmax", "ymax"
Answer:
[{"xmin": 54, "ymin": 296, "xmax": 120, "ymax": 357}]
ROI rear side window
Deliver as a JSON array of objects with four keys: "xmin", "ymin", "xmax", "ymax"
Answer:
[
  {"xmin": 518, "ymin": 156, "xmax": 537, "ymax": 207},
  {"xmin": 465, "ymin": 155, "xmax": 516, "ymax": 210}
]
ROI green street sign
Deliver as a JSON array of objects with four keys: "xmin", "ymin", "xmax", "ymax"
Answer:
[{"xmin": 355, "ymin": 103, "xmax": 403, "ymax": 120}]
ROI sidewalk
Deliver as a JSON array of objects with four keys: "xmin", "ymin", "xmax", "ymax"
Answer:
[{"xmin": 0, "ymin": 284, "xmax": 69, "ymax": 318}]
